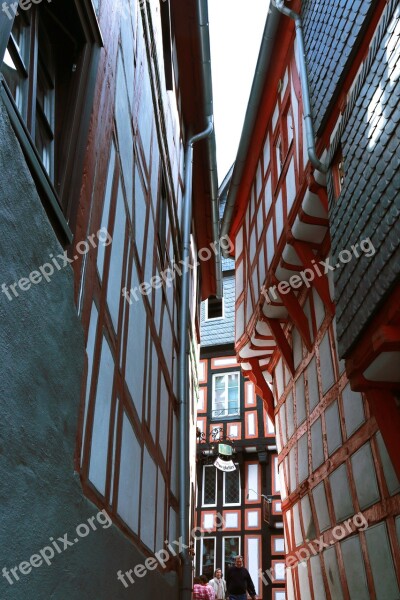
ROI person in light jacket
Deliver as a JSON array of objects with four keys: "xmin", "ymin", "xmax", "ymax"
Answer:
[{"xmin": 209, "ymin": 568, "xmax": 227, "ymax": 600}]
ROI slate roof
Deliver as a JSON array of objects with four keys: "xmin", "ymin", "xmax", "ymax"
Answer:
[
  {"xmin": 219, "ymin": 172, "xmax": 235, "ymax": 272},
  {"xmin": 301, "ymin": 0, "xmax": 379, "ymax": 134},
  {"xmin": 328, "ymin": 0, "xmax": 400, "ymax": 357},
  {"xmin": 200, "ymin": 274, "xmax": 235, "ymax": 347}
]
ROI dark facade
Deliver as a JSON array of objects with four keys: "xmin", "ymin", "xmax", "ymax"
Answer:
[
  {"xmin": 221, "ymin": 1, "xmax": 400, "ymax": 598},
  {"xmin": 195, "ymin": 176, "xmax": 286, "ymax": 600},
  {"xmin": 0, "ymin": 0, "xmax": 219, "ymax": 598}
]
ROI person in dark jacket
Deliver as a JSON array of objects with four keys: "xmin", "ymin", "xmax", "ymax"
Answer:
[{"xmin": 226, "ymin": 555, "xmax": 257, "ymax": 600}]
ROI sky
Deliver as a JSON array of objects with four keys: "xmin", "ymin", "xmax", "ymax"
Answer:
[{"xmin": 209, "ymin": 0, "xmax": 271, "ymax": 183}]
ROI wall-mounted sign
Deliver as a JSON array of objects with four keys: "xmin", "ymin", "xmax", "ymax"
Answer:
[
  {"xmin": 218, "ymin": 443, "xmax": 233, "ymax": 457},
  {"xmin": 214, "ymin": 457, "xmax": 236, "ymax": 472}
]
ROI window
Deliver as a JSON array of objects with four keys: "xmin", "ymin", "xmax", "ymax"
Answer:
[
  {"xmin": 223, "ymin": 466, "xmax": 241, "ymax": 506},
  {"xmin": 206, "ymin": 295, "xmax": 223, "ymax": 320},
  {"xmin": 223, "ymin": 537, "xmax": 240, "ymax": 575},
  {"xmin": 332, "ymin": 148, "xmax": 345, "ymax": 199},
  {"xmin": 202, "ymin": 465, "xmax": 217, "ymax": 507},
  {"xmin": 212, "ymin": 372, "xmax": 240, "ymax": 419},
  {"xmin": 1, "ymin": 13, "xmax": 30, "ymax": 117},
  {"xmin": 1, "ymin": 1, "xmax": 102, "ymax": 220},
  {"xmin": 200, "ymin": 537, "xmax": 216, "ymax": 579}
]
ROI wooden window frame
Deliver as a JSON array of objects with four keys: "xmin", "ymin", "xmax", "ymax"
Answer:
[
  {"xmin": 0, "ymin": 0, "xmax": 103, "ymax": 240},
  {"xmin": 200, "ymin": 536, "xmax": 216, "ymax": 578},
  {"xmin": 222, "ymin": 535, "xmax": 241, "ymax": 575},
  {"xmin": 205, "ymin": 295, "xmax": 224, "ymax": 321},
  {"xmin": 223, "ymin": 464, "xmax": 241, "ymax": 507},
  {"xmin": 211, "ymin": 371, "xmax": 241, "ymax": 420},
  {"xmin": 202, "ymin": 464, "xmax": 217, "ymax": 508}
]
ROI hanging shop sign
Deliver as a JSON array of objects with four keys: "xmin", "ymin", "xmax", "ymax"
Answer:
[{"xmin": 214, "ymin": 457, "xmax": 236, "ymax": 472}]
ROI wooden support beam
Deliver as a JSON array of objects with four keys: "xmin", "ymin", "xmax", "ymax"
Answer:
[
  {"xmin": 291, "ymin": 239, "xmax": 335, "ymax": 315},
  {"xmin": 277, "ymin": 286, "xmax": 312, "ymax": 352},
  {"xmin": 264, "ymin": 316, "xmax": 295, "ymax": 375},
  {"xmin": 248, "ymin": 358, "xmax": 275, "ymax": 421}
]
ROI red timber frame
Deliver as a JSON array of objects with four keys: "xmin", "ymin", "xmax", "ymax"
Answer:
[
  {"xmin": 196, "ymin": 355, "xmax": 285, "ymax": 599},
  {"xmin": 227, "ymin": 1, "xmax": 400, "ymax": 598},
  {"xmin": 71, "ymin": 0, "xmax": 206, "ymax": 569},
  {"xmin": 344, "ymin": 283, "xmax": 400, "ymax": 479}
]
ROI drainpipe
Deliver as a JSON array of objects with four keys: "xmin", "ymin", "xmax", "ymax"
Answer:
[
  {"xmin": 273, "ymin": 0, "xmax": 327, "ymax": 174},
  {"xmin": 179, "ymin": 118, "xmax": 214, "ymax": 600},
  {"xmin": 198, "ymin": 0, "xmax": 223, "ymax": 299}
]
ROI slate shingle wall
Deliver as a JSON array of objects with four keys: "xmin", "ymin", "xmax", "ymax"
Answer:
[
  {"xmin": 201, "ymin": 274, "xmax": 235, "ymax": 346},
  {"xmin": 301, "ymin": 0, "xmax": 378, "ymax": 134},
  {"xmin": 329, "ymin": 1, "xmax": 400, "ymax": 357}
]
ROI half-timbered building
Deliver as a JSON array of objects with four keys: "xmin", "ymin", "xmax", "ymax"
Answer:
[
  {"xmin": 0, "ymin": 0, "xmax": 220, "ymax": 598},
  {"xmin": 195, "ymin": 172, "xmax": 286, "ymax": 600},
  {"xmin": 220, "ymin": 1, "xmax": 400, "ymax": 599}
]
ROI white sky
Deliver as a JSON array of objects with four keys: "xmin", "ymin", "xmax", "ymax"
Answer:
[{"xmin": 209, "ymin": 0, "xmax": 271, "ymax": 183}]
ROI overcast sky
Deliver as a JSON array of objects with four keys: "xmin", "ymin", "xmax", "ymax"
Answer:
[{"xmin": 209, "ymin": 0, "xmax": 271, "ymax": 183}]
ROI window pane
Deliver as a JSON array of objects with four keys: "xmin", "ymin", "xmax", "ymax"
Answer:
[
  {"xmin": 213, "ymin": 373, "xmax": 240, "ymax": 418},
  {"xmin": 224, "ymin": 537, "xmax": 240, "ymax": 574},
  {"xmin": 201, "ymin": 538, "xmax": 215, "ymax": 579},
  {"xmin": 224, "ymin": 468, "xmax": 240, "ymax": 504},
  {"xmin": 1, "ymin": 16, "xmax": 29, "ymax": 116},
  {"xmin": 227, "ymin": 374, "xmax": 239, "ymax": 415},
  {"xmin": 213, "ymin": 375, "xmax": 226, "ymax": 417},
  {"xmin": 203, "ymin": 466, "xmax": 216, "ymax": 506}
]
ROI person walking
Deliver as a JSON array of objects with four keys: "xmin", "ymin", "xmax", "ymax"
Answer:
[
  {"xmin": 209, "ymin": 568, "xmax": 227, "ymax": 599},
  {"xmin": 193, "ymin": 575, "xmax": 215, "ymax": 600},
  {"xmin": 226, "ymin": 555, "xmax": 257, "ymax": 600}
]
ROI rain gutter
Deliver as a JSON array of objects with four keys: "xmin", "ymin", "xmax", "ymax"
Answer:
[
  {"xmin": 273, "ymin": 0, "xmax": 328, "ymax": 174},
  {"xmin": 198, "ymin": 0, "xmax": 223, "ymax": 299}
]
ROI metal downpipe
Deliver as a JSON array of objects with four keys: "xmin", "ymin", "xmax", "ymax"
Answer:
[
  {"xmin": 179, "ymin": 118, "xmax": 214, "ymax": 600},
  {"xmin": 273, "ymin": 0, "xmax": 327, "ymax": 174},
  {"xmin": 198, "ymin": 0, "xmax": 223, "ymax": 298}
]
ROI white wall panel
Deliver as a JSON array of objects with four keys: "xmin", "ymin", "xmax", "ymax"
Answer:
[
  {"xmin": 117, "ymin": 412, "xmax": 141, "ymax": 533},
  {"xmin": 81, "ymin": 302, "xmax": 99, "ymax": 466},
  {"xmin": 140, "ymin": 447, "xmax": 157, "ymax": 550},
  {"xmin": 89, "ymin": 335, "xmax": 114, "ymax": 495},
  {"xmin": 312, "ymin": 481, "xmax": 331, "ymax": 533},
  {"xmin": 351, "ymin": 442, "xmax": 380, "ymax": 510},
  {"xmin": 325, "ymin": 400, "xmax": 342, "ymax": 456},
  {"xmin": 329, "ymin": 464, "xmax": 354, "ymax": 522},
  {"xmin": 323, "ymin": 547, "xmax": 344, "ymax": 600},
  {"xmin": 365, "ymin": 523, "xmax": 400, "ymax": 600},
  {"xmin": 311, "ymin": 417, "xmax": 324, "ymax": 471},
  {"xmin": 106, "ymin": 182, "xmax": 126, "ymax": 331},
  {"xmin": 376, "ymin": 431, "xmax": 400, "ymax": 495},
  {"xmin": 247, "ymin": 538, "xmax": 260, "ymax": 595},
  {"xmin": 247, "ymin": 464, "xmax": 259, "ymax": 500},
  {"xmin": 310, "ymin": 555, "xmax": 327, "ymax": 600},
  {"xmin": 341, "ymin": 535, "xmax": 369, "ymax": 600},
  {"xmin": 342, "ymin": 383, "xmax": 365, "ymax": 437}
]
